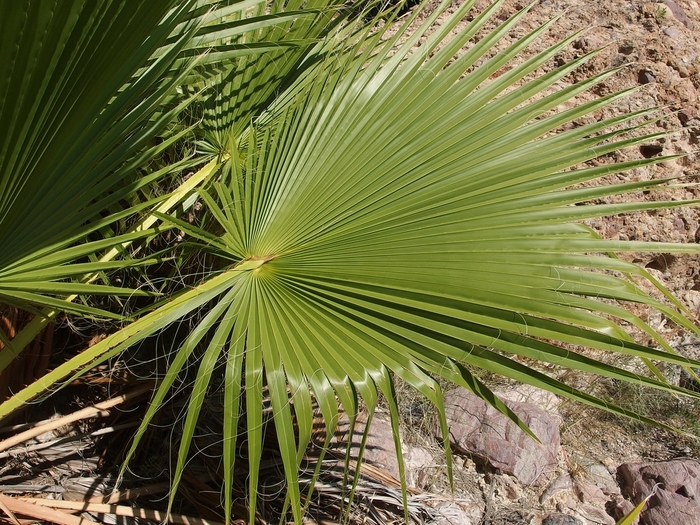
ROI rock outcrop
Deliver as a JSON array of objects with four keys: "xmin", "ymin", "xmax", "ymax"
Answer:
[
  {"xmin": 437, "ymin": 387, "xmax": 561, "ymax": 486},
  {"xmin": 617, "ymin": 458, "xmax": 700, "ymax": 525}
]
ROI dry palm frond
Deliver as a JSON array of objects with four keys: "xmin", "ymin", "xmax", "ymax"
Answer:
[
  {"xmin": 166, "ymin": 390, "xmax": 438, "ymax": 525},
  {"xmin": 0, "ymin": 373, "xmax": 438, "ymax": 524}
]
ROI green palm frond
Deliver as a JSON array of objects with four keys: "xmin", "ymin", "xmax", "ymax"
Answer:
[
  {"xmin": 182, "ymin": 0, "xmax": 365, "ymax": 151},
  {"xmin": 0, "ymin": 1, "xmax": 195, "ymax": 263},
  {"xmin": 2, "ymin": 1, "xmax": 700, "ymax": 523},
  {"xmin": 0, "ymin": 0, "xmax": 205, "ymax": 326}
]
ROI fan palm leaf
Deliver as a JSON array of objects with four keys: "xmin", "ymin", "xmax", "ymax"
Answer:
[
  {"xmin": 2, "ymin": 0, "xmax": 700, "ymax": 523},
  {"xmin": 0, "ymin": 1, "xmax": 197, "ymax": 264},
  {"xmin": 0, "ymin": 0, "xmax": 216, "ymax": 374},
  {"xmin": 183, "ymin": 0, "xmax": 351, "ymax": 147}
]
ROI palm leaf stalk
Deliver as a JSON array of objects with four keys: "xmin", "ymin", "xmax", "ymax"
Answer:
[{"xmin": 2, "ymin": 0, "xmax": 700, "ymax": 523}]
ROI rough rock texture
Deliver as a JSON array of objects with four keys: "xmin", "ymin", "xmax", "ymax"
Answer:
[
  {"xmin": 542, "ymin": 514, "xmax": 584, "ymax": 525},
  {"xmin": 574, "ymin": 480, "xmax": 608, "ymax": 506},
  {"xmin": 664, "ymin": 0, "xmax": 694, "ymax": 29},
  {"xmin": 338, "ymin": 414, "xmax": 401, "ymax": 477},
  {"xmin": 433, "ymin": 500, "xmax": 483, "ymax": 525},
  {"xmin": 574, "ymin": 503, "xmax": 616, "ymax": 525},
  {"xmin": 438, "ymin": 387, "xmax": 561, "ymax": 486},
  {"xmin": 609, "ymin": 498, "xmax": 638, "ymax": 525},
  {"xmin": 570, "ymin": 454, "xmax": 621, "ymax": 496},
  {"xmin": 494, "ymin": 384, "xmax": 562, "ymax": 413},
  {"xmin": 540, "ymin": 472, "xmax": 576, "ymax": 506},
  {"xmin": 617, "ymin": 459, "xmax": 700, "ymax": 525}
]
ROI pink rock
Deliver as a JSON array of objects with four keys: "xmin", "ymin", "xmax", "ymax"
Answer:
[
  {"xmin": 663, "ymin": 0, "xmax": 695, "ymax": 29},
  {"xmin": 576, "ymin": 503, "xmax": 616, "ymax": 525},
  {"xmin": 335, "ymin": 413, "xmax": 401, "ymax": 479},
  {"xmin": 618, "ymin": 459, "xmax": 700, "ymax": 525},
  {"xmin": 610, "ymin": 498, "xmax": 637, "ymax": 524},
  {"xmin": 335, "ymin": 414, "xmax": 435, "ymax": 489},
  {"xmin": 574, "ymin": 479, "xmax": 608, "ymax": 505},
  {"xmin": 437, "ymin": 387, "xmax": 561, "ymax": 486}
]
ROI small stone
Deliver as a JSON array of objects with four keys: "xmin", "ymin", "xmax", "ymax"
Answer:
[
  {"xmin": 495, "ymin": 474, "xmax": 523, "ymax": 501},
  {"xmin": 542, "ymin": 514, "xmax": 583, "ymax": 525},
  {"xmin": 610, "ymin": 497, "xmax": 637, "ymax": 523},
  {"xmin": 433, "ymin": 501, "xmax": 483, "ymax": 525},
  {"xmin": 575, "ymin": 479, "xmax": 609, "ymax": 504},
  {"xmin": 678, "ymin": 109, "xmax": 697, "ymax": 126},
  {"xmin": 669, "ymin": 59, "xmax": 691, "ymax": 78},
  {"xmin": 570, "ymin": 454, "xmax": 621, "ymax": 495},
  {"xmin": 663, "ymin": 26, "xmax": 681, "ymax": 39},
  {"xmin": 541, "ymin": 472, "xmax": 574, "ymax": 504},
  {"xmin": 618, "ymin": 42, "xmax": 635, "ymax": 55},
  {"xmin": 638, "ymin": 70, "xmax": 655, "ymax": 85}
]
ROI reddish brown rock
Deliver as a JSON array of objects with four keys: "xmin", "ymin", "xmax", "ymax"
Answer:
[
  {"xmin": 610, "ymin": 497, "xmax": 638, "ymax": 524},
  {"xmin": 540, "ymin": 471, "xmax": 572, "ymax": 502},
  {"xmin": 437, "ymin": 387, "xmax": 561, "ymax": 486},
  {"xmin": 574, "ymin": 479, "xmax": 608, "ymax": 505},
  {"xmin": 617, "ymin": 459, "xmax": 700, "ymax": 525}
]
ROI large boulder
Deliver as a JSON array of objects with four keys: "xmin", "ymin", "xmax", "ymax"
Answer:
[
  {"xmin": 617, "ymin": 458, "xmax": 700, "ymax": 525},
  {"xmin": 436, "ymin": 387, "xmax": 561, "ymax": 486}
]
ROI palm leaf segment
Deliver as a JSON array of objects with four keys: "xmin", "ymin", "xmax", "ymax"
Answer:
[
  {"xmin": 3, "ymin": 0, "xmax": 700, "ymax": 523},
  {"xmin": 187, "ymin": 0, "xmax": 349, "ymax": 148},
  {"xmin": 0, "ymin": 0, "xmax": 195, "ymax": 264}
]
